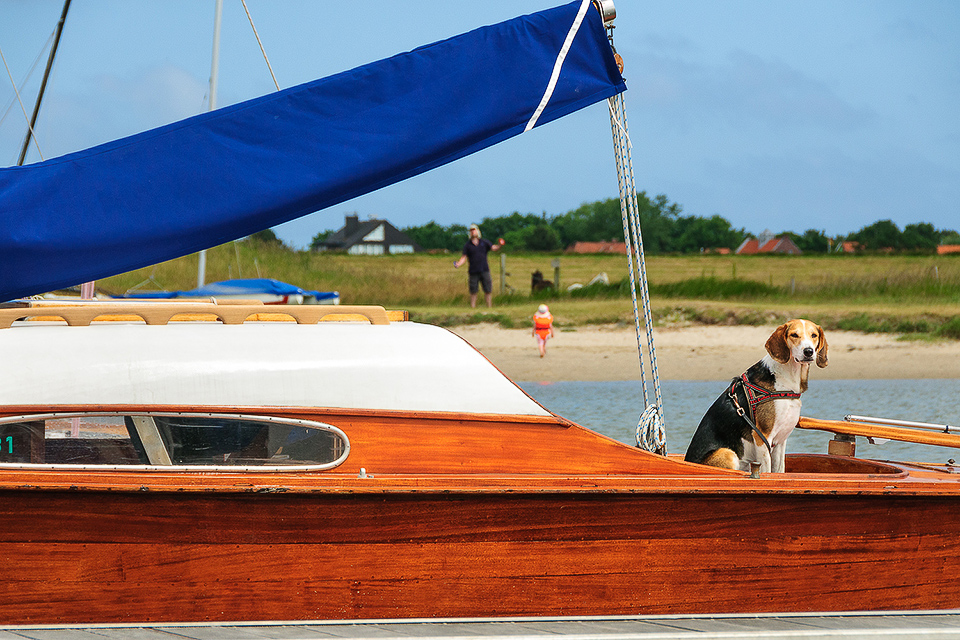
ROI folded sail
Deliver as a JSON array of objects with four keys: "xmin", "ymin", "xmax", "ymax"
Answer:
[{"xmin": 0, "ymin": 1, "xmax": 625, "ymax": 301}]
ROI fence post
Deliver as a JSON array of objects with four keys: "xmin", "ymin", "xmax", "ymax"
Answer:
[
  {"xmin": 500, "ymin": 253, "xmax": 506, "ymax": 294},
  {"xmin": 552, "ymin": 258, "xmax": 561, "ymax": 292}
]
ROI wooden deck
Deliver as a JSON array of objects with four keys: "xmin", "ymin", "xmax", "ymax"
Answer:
[{"xmin": 3, "ymin": 612, "xmax": 960, "ymax": 639}]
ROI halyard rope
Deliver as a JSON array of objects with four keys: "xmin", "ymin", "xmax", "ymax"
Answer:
[
  {"xmin": 607, "ymin": 88, "xmax": 666, "ymax": 455},
  {"xmin": 241, "ymin": 0, "xmax": 281, "ymax": 92}
]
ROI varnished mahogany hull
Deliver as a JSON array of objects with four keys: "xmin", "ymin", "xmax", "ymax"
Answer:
[{"xmin": 1, "ymin": 488, "xmax": 958, "ymax": 624}]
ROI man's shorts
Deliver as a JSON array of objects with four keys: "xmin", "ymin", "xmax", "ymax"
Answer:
[{"xmin": 469, "ymin": 270, "xmax": 493, "ymax": 294}]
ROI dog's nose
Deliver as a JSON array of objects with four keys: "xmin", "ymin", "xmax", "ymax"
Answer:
[{"xmin": 803, "ymin": 347, "xmax": 814, "ymax": 358}]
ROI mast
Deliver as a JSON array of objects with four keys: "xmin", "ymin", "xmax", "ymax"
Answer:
[
  {"xmin": 197, "ymin": 0, "xmax": 223, "ymax": 287},
  {"xmin": 17, "ymin": 0, "xmax": 71, "ymax": 166}
]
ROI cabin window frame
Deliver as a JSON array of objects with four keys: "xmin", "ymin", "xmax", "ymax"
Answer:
[{"xmin": 0, "ymin": 411, "xmax": 350, "ymax": 472}]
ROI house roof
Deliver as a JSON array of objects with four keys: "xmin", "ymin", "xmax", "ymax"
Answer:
[
  {"xmin": 565, "ymin": 241, "xmax": 627, "ymax": 254},
  {"xmin": 320, "ymin": 216, "xmax": 421, "ymax": 251},
  {"xmin": 736, "ymin": 236, "xmax": 802, "ymax": 255}
]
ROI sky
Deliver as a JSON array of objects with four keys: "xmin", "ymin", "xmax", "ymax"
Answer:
[{"xmin": 1, "ymin": 0, "xmax": 958, "ymax": 249}]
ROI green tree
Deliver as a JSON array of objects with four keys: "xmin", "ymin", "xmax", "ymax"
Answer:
[
  {"xmin": 850, "ymin": 219, "xmax": 903, "ymax": 250},
  {"xmin": 638, "ymin": 194, "xmax": 684, "ymax": 253},
  {"xmin": 941, "ymin": 229, "xmax": 960, "ymax": 245},
  {"xmin": 673, "ymin": 215, "xmax": 747, "ymax": 253},
  {"xmin": 786, "ymin": 229, "xmax": 830, "ymax": 253},
  {"xmin": 511, "ymin": 222, "xmax": 561, "ymax": 251},
  {"xmin": 309, "ymin": 229, "xmax": 334, "ymax": 251},
  {"xmin": 477, "ymin": 212, "xmax": 544, "ymax": 241},
  {"xmin": 551, "ymin": 193, "xmax": 683, "ymax": 253},
  {"xmin": 403, "ymin": 221, "xmax": 452, "ymax": 251},
  {"xmin": 249, "ymin": 228, "xmax": 288, "ymax": 249},
  {"xmin": 447, "ymin": 224, "xmax": 470, "ymax": 252},
  {"xmin": 901, "ymin": 222, "xmax": 939, "ymax": 251},
  {"xmin": 552, "ymin": 198, "xmax": 623, "ymax": 247}
]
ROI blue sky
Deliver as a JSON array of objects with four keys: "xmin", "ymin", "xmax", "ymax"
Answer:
[{"xmin": 2, "ymin": 0, "xmax": 958, "ymax": 249}]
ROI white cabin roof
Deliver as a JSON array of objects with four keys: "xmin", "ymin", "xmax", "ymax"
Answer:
[{"xmin": 0, "ymin": 318, "xmax": 550, "ymax": 417}]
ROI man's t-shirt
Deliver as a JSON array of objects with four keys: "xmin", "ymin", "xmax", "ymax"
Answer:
[{"xmin": 462, "ymin": 239, "xmax": 494, "ymax": 274}]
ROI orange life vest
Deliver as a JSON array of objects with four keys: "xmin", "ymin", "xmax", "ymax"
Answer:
[{"xmin": 533, "ymin": 313, "xmax": 553, "ymax": 338}]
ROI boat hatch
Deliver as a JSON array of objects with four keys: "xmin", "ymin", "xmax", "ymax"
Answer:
[
  {"xmin": 785, "ymin": 453, "xmax": 903, "ymax": 475},
  {"xmin": 0, "ymin": 412, "xmax": 349, "ymax": 471}
]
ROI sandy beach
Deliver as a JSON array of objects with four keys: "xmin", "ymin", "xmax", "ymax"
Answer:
[{"xmin": 450, "ymin": 324, "xmax": 960, "ymax": 382}]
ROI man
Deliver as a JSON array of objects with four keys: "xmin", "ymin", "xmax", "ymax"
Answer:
[{"xmin": 453, "ymin": 224, "xmax": 505, "ymax": 308}]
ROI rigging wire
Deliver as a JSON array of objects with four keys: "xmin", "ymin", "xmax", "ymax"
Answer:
[
  {"xmin": 18, "ymin": 0, "xmax": 70, "ymax": 167},
  {"xmin": 240, "ymin": 0, "xmax": 280, "ymax": 92},
  {"xmin": 0, "ymin": 30, "xmax": 56, "ymax": 131},
  {"xmin": 605, "ymin": 30, "xmax": 666, "ymax": 456},
  {"xmin": 0, "ymin": 45, "xmax": 44, "ymax": 163}
]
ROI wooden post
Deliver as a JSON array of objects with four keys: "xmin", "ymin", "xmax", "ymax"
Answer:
[
  {"xmin": 500, "ymin": 254, "xmax": 506, "ymax": 294},
  {"xmin": 552, "ymin": 258, "xmax": 561, "ymax": 292}
]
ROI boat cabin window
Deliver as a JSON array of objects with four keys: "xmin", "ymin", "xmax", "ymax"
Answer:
[{"xmin": 0, "ymin": 413, "xmax": 348, "ymax": 470}]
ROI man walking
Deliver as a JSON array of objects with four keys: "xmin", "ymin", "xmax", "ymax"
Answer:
[{"xmin": 454, "ymin": 224, "xmax": 504, "ymax": 308}]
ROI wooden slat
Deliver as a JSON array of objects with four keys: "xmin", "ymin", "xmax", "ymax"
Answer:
[
  {"xmin": 0, "ymin": 302, "xmax": 392, "ymax": 328},
  {"xmin": 800, "ymin": 416, "xmax": 960, "ymax": 449}
]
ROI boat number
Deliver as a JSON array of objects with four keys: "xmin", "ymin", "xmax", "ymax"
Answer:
[{"xmin": 2, "ymin": 436, "xmax": 11, "ymax": 454}]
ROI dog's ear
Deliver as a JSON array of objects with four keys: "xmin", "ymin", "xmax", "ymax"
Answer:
[
  {"xmin": 816, "ymin": 323, "xmax": 828, "ymax": 368},
  {"xmin": 765, "ymin": 323, "xmax": 791, "ymax": 363}
]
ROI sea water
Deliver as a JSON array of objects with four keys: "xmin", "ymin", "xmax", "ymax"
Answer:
[{"xmin": 518, "ymin": 379, "xmax": 960, "ymax": 464}]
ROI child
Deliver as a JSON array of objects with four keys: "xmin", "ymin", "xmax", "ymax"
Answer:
[{"xmin": 532, "ymin": 304, "xmax": 554, "ymax": 358}]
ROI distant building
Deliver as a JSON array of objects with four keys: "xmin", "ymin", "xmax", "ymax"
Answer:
[
  {"xmin": 735, "ymin": 231, "xmax": 802, "ymax": 255},
  {"xmin": 937, "ymin": 245, "xmax": 960, "ymax": 255},
  {"xmin": 841, "ymin": 241, "xmax": 861, "ymax": 253},
  {"xmin": 565, "ymin": 241, "xmax": 627, "ymax": 254},
  {"xmin": 315, "ymin": 214, "xmax": 422, "ymax": 255}
]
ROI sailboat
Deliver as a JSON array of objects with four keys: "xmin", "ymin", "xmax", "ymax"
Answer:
[{"xmin": 1, "ymin": 0, "xmax": 959, "ymax": 625}]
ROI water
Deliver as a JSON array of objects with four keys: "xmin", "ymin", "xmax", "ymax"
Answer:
[{"xmin": 518, "ymin": 379, "xmax": 960, "ymax": 464}]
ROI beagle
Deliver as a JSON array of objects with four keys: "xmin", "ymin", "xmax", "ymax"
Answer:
[{"xmin": 684, "ymin": 319, "xmax": 828, "ymax": 473}]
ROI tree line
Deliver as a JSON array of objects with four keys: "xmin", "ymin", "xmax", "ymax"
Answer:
[{"xmin": 308, "ymin": 192, "xmax": 959, "ymax": 254}]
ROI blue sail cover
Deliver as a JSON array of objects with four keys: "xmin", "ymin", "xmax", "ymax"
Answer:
[
  {"xmin": 0, "ymin": 1, "xmax": 625, "ymax": 302},
  {"xmin": 119, "ymin": 278, "xmax": 339, "ymax": 303}
]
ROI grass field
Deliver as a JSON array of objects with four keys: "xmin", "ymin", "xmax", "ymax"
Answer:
[{"xmin": 99, "ymin": 241, "xmax": 960, "ymax": 339}]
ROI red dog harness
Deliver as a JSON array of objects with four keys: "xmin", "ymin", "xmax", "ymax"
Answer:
[{"xmin": 728, "ymin": 373, "xmax": 801, "ymax": 454}]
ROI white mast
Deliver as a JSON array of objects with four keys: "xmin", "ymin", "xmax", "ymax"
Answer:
[{"xmin": 197, "ymin": 0, "xmax": 223, "ymax": 287}]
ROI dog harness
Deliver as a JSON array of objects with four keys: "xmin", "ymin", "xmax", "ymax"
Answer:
[{"xmin": 728, "ymin": 373, "xmax": 801, "ymax": 454}]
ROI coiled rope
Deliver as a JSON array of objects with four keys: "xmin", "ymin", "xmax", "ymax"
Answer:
[{"xmin": 606, "ymin": 49, "xmax": 666, "ymax": 455}]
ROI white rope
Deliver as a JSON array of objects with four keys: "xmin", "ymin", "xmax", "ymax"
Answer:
[
  {"xmin": 607, "ymin": 89, "xmax": 666, "ymax": 455},
  {"xmin": 524, "ymin": 0, "xmax": 592, "ymax": 132},
  {"xmin": 0, "ymin": 44, "xmax": 45, "ymax": 162},
  {"xmin": 241, "ymin": 0, "xmax": 280, "ymax": 92}
]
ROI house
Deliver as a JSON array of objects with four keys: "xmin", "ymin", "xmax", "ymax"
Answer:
[
  {"xmin": 565, "ymin": 241, "xmax": 627, "ymax": 254},
  {"xmin": 937, "ymin": 245, "xmax": 960, "ymax": 255},
  {"xmin": 315, "ymin": 214, "xmax": 421, "ymax": 255},
  {"xmin": 735, "ymin": 230, "xmax": 802, "ymax": 255}
]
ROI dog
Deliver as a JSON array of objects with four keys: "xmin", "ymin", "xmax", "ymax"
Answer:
[
  {"xmin": 531, "ymin": 270, "xmax": 554, "ymax": 293},
  {"xmin": 684, "ymin": 319, "xmax": 828, "ymax": 473}
]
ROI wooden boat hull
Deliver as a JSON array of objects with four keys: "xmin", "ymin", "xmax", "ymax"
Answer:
[
  {"xmin": 2, "ymin": 483, "xmax": 958, "ymax": 623},
  {"xmin": 3, "ymin": 306, "xmax": 959, "ymax": 624}
]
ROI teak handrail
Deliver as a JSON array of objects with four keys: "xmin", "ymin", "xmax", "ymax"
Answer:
[
  {"xmin": 799, "ymin": 416, "xmax": 960, "ymax": 450},
  {"xmin": 0, "ymin": 302, "xmax": 392, "ymax": 329}
]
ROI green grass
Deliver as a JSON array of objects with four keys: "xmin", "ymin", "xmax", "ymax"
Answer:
[{"xmin": 96, "ymin": 242, "xmax": 960, "ymax": 339}]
